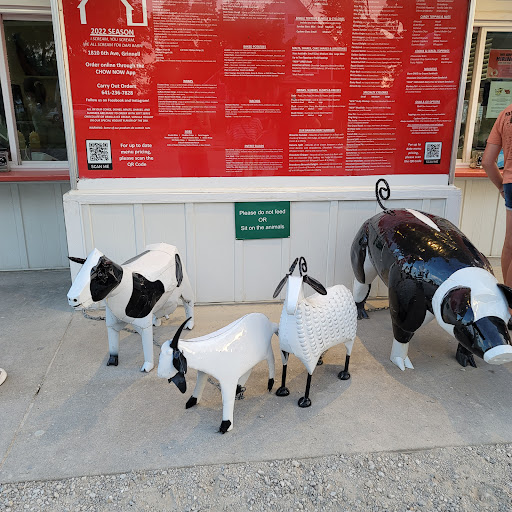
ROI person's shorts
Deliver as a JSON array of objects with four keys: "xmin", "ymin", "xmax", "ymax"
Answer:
[{"xmin": 504, "ymin": 183, "xmax": 512, "ymax": 210}]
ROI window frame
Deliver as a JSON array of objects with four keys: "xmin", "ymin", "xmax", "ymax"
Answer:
[
  {"xmin": 0, "ymin": 11, "xmax": 69, "ymax": 171},
  {"xmin": 458, "ymin": 23, "xmax": 512, "ymax": 166}
]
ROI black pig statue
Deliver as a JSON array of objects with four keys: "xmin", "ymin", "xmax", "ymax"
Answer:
[{"xmin": 351, "ymin": 180, "xmax": 512, "ymax": 370}]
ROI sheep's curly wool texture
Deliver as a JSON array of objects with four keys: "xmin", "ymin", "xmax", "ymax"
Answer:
[{"xmin": 279, "ymin": 285, "xmax": 357, "ymax": 374}]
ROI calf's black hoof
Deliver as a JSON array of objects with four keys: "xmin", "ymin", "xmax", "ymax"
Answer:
[
  {"xmin": 298, "ymin": 397, "xmax": 311, "ymax": 408},
  {"xmin": 276, "ymin": 386, "xmax": 290, "ymax": 397},
  {"xmin": 338, "ymin": 370, "xmax": 351, "ymax": 380},
  {"xmin": 235, "ymin": 385, "xmax": 246, "ymax": 400},
  {"xmin": 267, "ymin": 378, "xmax": 274, "ymax": 392},
  {"xmin": 218, "ymin": 420, "xmax": 231, "ymax": 433},
  {"xmin": 185, "ymin": 396, "xmax": 197, "ymax": 409},
  {"xmin": 107, "ymin": 355, "xmax": 118, "ymax": 366}
]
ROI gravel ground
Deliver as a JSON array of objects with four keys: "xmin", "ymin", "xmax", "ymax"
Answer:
[{"xmin": 1, "ymin": 444, "xmax": 511, "ymax": 512}]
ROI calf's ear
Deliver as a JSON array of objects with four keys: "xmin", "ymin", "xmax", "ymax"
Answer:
[
  {"xmin": 497, "ymin": 284, "xmax": 512, "ymax": 308},
  {"xmin": 169, "ymin": 372, "xmax": 187, "ymax": 393},
  {"xmin": 441, "ymin": 287, "xmax": 474, "ymax": 326}
]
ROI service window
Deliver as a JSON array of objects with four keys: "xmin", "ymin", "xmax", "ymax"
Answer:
[{"xmin": 3, "ymin": 19, "xmax": 67, "ymax": 162}]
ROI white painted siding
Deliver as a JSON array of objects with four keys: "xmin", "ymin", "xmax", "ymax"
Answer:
[
  {"xmin": 455, "ymin": 177, "xmax": 505, "ymax": 257},
  {"xmin": 0, "ymin": 182, "xmax": 70, "ymax": 270},
  {"xmin": 64, "ymin": 184, "xmax": 463, "ymax": 302},
  {"xmin": 475, "ymin": 0, "xmax": 512, "ymax": 22}
]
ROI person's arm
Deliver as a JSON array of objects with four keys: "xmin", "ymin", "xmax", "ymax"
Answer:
[{"xmin": 482, "ymin": 142, "xmax": 504, "ymax": 196}]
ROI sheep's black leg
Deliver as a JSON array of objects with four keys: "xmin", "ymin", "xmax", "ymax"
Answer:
[
  {"xmin": 298, "ymin": 374, "xmax": 312, "ymax": 408},
  {"xmin": 338, "ymin": 354, "xmax": 351, "ymax": 380},
  {"xmin": 276, "ymin": 351, "xmax": 290, "ymax": 397}
]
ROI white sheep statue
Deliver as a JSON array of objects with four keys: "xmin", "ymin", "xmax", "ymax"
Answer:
[
  {"xmin": 273, "ymin": 257, "xmax": 358, "ymax": 407},
  {"xmin": 158, "ymin": 313, "xmax": 277, "ymax": 433}
]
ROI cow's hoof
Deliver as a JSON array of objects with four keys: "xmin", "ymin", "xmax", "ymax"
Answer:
[
  {"xmin": 338, "ymin": 370, "xmax": 351, "ymax": 380},
  {"xmin": 218, "ymin": 420, "xmax": 232, "ymax": 433},
  {"xmin": 140, "ymin": 362, "xmax": 154, "ymax": 373},
  {"xmin": 185, "ymin": 396, "xmax": 197, "ymax": 409},
  {"xmin": 267, "ymin": 378, "xmax": 274, "ymax": 392},
  {"xmin": 356, "ymin": 302, "xmax": 369, "ymax": 320},
  {"xmin": 456, "ymin": 344, "xmax": 477, "ymax": 368},
  {"xmin": 298, "ymin": 397, "xmax": 311, "ymax": 408},
  {"xmin": 276, "ymin": 386, "xmax": 290, "ymax": 397},
  {"xmin": 107, "ymin": 355, "xmax": 118, "ymax": 366}
]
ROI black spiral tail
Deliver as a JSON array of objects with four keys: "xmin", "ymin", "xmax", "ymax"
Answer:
[{"xmin": 375, "ymin": 179, "xmax": 391, "ymax": 211}]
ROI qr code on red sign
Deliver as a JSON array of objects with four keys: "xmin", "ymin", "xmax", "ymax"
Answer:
[
  {"xmin": 424, "ymin": 142, "xmax": 442, "ymax": 164},
  {"xmin": 86, "ymin": 140, "xmax": 113, "ymax": 170},
  {"xmin": 86, "ymin": 140, "xmax": 112, "ymax": 164}
]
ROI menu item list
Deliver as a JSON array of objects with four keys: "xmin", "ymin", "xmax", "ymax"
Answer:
[{"xmin": 62, "ymin": 0, "xmax": 470, "ymax": 178}]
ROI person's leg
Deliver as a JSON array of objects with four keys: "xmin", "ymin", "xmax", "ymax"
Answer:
[{"xmin": 502, "ymin": 184, "xmax": 512, "ymax": 289}]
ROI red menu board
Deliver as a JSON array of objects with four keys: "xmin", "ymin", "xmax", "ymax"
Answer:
[{"xmin": 61, "ymin": 0, "xmax": 470, "ymax": 178}]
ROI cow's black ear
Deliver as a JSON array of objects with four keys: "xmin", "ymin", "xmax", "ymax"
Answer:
[
  {"xmin": 497, "ymin": 283, "xmax": 512, "ymax": 308},
  {"xmin": 175, "ymin": 254, "xmax": 183, "ymax": 287},
  {"xmin": 69, "ymin": 256, "xmax": 86, "ymax": 264},
  {"xmin": 169, "ymin": 372, "xmax": 187, "ymax": 393},
  {"xmin": 441, "ymin": 287, "xmax": 474, "ymax": 326}
]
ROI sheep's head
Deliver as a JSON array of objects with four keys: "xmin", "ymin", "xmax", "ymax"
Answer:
[
  {"xmin": 157, "ymin": 317, "xmax": 191, "ymax": 393},
  {"xmin": 273, "ymin": 257, "xmax": 327, "ymax": 312}
]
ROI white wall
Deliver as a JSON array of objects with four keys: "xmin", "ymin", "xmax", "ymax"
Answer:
[
  {"xmin": 455, "ymin": 177, "xmax": 506, "ymax": 257},
  {"xmin": 0, "ymin": 181, "xmax": 70, "ymax": 269},
  {"xmin": 475, "ymin": 0, "xmax": 512, "ymax": 23},
  {"xmin": 64, "ymin": 179, "xmax": 462, "ymax": 303}
]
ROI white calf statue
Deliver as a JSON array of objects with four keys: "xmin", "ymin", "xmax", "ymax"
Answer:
[
  {"xmin": 273, "ymin": 257, "xmax": 358, "ymax": 407},
  {"xmin": 158, "ymin": 313, "xmax": 277, "ymax": 433},
  {"xmin": 67, "ymin": 243, "xmax": 194, "ymax": 372}
]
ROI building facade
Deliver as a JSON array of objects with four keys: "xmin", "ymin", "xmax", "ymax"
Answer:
[{"xmin": 0, "ymin": 0, "xmax": 509, "ymax": 304}]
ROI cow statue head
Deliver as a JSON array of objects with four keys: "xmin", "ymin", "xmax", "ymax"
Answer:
[{"xmin": 67, "ymin": 248, "xmax": 123, "ymax": 309}]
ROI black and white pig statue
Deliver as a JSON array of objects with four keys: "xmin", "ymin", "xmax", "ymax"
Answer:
[{"xmin": 351, "ymin": 182, "xmax": 512, "ymax": 371}]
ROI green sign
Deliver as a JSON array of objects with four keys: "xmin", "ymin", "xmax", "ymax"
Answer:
[{"xmin": 235, "ymin": 202, "xmax": 290, "ymax": 240}]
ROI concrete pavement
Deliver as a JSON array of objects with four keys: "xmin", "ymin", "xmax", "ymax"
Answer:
[{"xmin": 0, "ymin": 268, "xmax": 511, "ymax": 484}]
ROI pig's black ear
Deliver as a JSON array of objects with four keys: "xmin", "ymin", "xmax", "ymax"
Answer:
[
  {"xmin": 441, "ymin": 287, "xmax": 474, "ymax": 326},
  {"xmin": 497, "ymin": 284, "xmax": 512, "ymax": 308}
]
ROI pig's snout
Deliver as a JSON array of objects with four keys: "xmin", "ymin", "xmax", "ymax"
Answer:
[
  {"xmin": 484, "ymin": 345, "xmax": 512, "ymax": 364},
  {"xmin": 455, "ymin": 316, "xmax": 512, "ymax": 364},
  {"xmin": 472, "ymin": 316, "xmax": 512, "ymax": 364}
]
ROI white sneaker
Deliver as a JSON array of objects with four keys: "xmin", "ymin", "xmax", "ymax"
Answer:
[{"xmin": 0, "ymin": 368, "xmax": 7, "ymax": 386}]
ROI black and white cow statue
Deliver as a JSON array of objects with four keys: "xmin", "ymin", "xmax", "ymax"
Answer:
[
  {"xmin": 67, "ymin": 243, "xmax": 194, "ymax": 372},
  {"xmin": 351, "ymin": 180, "xmax": 512, "ymax": 371}
]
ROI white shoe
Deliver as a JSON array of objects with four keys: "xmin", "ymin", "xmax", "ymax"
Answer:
[{"xmin": 0, "ymin": 368, "xmax": 7, "ymax": 386}]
